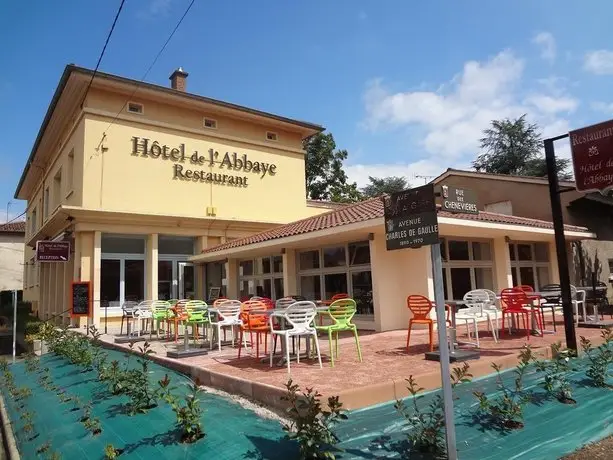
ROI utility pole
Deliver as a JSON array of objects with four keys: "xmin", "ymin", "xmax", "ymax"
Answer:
[{"xmin": 6, "ymin": 200, "xmax": 11, "ymax": 222}]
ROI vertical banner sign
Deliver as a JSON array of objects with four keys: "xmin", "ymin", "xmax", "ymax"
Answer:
[
  {"xmin": 383, "ymin": 183, "xmax": 439, "ymax": 250},
  {"xmin": 382, "ymin": 184, "xmax": 457, "ymax": 460},
  {"xmin": 569, "ymin": 119, "xmax": 613, "ymax": 194}
]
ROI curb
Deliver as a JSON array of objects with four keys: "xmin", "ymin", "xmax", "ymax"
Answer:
[{"xmin": 0, "ymin": 388, "xmax": 20, "ymax": 460}]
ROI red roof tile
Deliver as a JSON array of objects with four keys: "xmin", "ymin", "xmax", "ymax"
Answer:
[
  {"xmin": 0, "ymin": 221, "xmax": 26, "ymax": 233},
  {"xmin": 201, "ymin": 197, "xmax": 590, "ymax": 254}
]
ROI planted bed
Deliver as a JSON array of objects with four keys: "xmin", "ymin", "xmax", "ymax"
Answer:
[{"xmin": 0, "ymin": 349, "xmax": 297, "ymax": 459}]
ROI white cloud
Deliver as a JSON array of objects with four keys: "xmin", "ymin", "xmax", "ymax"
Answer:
[
  {"xmin": 532, "ymin": 32, "xmax": 556, "ymax": 63},
  {"xmin": 345, "ymin": 160, "xmax": 454, "ymax": 188},
  {"xmin": 591, "ymin": 101, "xmax": 613, "ymax": 114},
  {"xmin": 524, "ymin": 95, "xmax": 578, "ymax": 114},
  {"xmin": 584, "ymin": 50, "xmax": 613, "ymax": 75}
]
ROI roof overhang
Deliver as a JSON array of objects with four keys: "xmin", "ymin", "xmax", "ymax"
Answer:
[
  {"xmin": 433, "ymin": 168, "xmax": 576, "ymax": 189},
  {"xmin": 190, "ymin": 215, "xmax": 596, "ymax": 263}
]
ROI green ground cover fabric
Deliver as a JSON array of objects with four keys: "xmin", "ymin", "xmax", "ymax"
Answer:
[
  {"xmin": 336, "ymin": 358, "xmax": 613, "ymax": 459},
  {"xmin": 2, "ymin": 350, "xmax": 297, "ymax": 459}
]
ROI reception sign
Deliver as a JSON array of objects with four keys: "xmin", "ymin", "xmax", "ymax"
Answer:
[
  {"xmin": 569, "ymin": 119, "xmax": 613, "ymax": 193},
  {"xmin": 36, "ymin": 241, "xmax": 70, "ymax": 262},
  {"xmin": 383, "ymin": 184, "xmax": 439, "ymax": 250}
]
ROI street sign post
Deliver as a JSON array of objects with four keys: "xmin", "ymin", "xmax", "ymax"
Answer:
[
  {"xmin": 382, "ymin": 183, "xmax": 457, "ymax": 460},
  {"xmin": 36, "ymin": 241, "xmax": 71, "ymax": 262}
]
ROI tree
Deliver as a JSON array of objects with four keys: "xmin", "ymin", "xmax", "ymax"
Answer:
[
  {"xmin": 304, "ymin": 132, "xmax": 362, "ymax": 202},
  {"xmin": 473, "ymin": 115, "xmax": 572, "ymax": 180},
  {"xmin": 361, "ymin": 176, "xmax": 409, "ymax": 198}
]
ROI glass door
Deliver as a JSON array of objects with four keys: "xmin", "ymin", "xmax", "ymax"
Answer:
[{"xmin": 179, "ymin": 262, "xmax": 195, "ymax": 300}]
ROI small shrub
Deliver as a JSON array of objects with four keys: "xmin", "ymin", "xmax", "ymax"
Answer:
[
  {"xmin": 0, "ymin": 357, "xmax": 8, "ymax": 373},
  {"xmin": 395, "ymin": 362, "xmax": 472, "ymax": 457},
  {"xmin": 15, "ymin": 386, "xmax": 32, "ymax": 401},
  {"xmin": 24, "ymin": 353, "xmax": 40, "ymax": 373},
  {"xmin": 36, "ymin": 441, "xmax": 51, "ymax": 454},
  {"xmin": 83, "ymin": 416, "xmax": 102, "ymax": 436},
  {"xmin": 282, "ymin": 378, "xmax": 347, "ymax": 460},
  {"xmin": 124, "ymin": 342, "xmax": 158, "ymax": 415},
  {"xmin": 104, "ymin": 444, "xmax": 124, "ymax": 459},
  {"xmin": 80, "ymin": 402, "xmax": 92, "ymax": 423},
  {"xmin": 157, "ymin": 375, "xmax": 204, "ymax": 443},
  {"xmin": 535, "ymin": 341, "xmax": 575, "ymax": 404},
  {"xmin": 473, "ymin": 346, "xmax": 535, "ymax": 430},
  {"xmin": 580, "ymin": 328, "xmax": 613, "ymax": 387}
]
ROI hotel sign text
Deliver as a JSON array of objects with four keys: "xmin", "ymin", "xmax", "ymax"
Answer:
[{"xmin": 131, "ymin": 137, "xmax": 278, "ymax": 187}]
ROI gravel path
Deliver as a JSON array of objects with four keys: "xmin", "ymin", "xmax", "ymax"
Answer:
[{"xmin": 561, "ymin": 435, "xmax": 613, "ymax": 459}]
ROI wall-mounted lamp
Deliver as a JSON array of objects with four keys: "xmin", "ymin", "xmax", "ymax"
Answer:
[
  {"xmin": 504, "ymin": 236, "xmax": 511, "ymax": 243},
  {"xmin": 368, "ymin": 233, "xmax": 375, "ymax": 241}
]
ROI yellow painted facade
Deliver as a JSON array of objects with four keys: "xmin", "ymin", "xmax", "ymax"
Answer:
[{"xmin": 17, "ymin": 65, "xmax": 327, "ymax": 327}]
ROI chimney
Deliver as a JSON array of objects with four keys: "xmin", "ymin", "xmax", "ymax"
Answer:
[{"xmin": 169, "ymin": 67, "xmax": 188, "ymax": 92}]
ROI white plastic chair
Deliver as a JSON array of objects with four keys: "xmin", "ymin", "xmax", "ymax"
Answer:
[
  {"xmin": 131, "ymin": 300, "xmax": 154, "ymax": 337},
  {"xmin": 269, "ymin": 301, "xmax": 322, "ymax": 373},
  {"xmin": 209, "ymin": 299, "xmax": 242, "ymax": 351},
  {"xmin": 120, "ymin": 301, "xmax": 139, "ymax": 336},
  {"xmin": 570, "ymin": 285, "xmax": 587, "ymax": 325},
  {"xmin": 464, "ymin": 289, "xmax": 499, "ymax": 343},
  {"xmin": 454, "ymin": 304, "xmax": 482, "ymax": 348},
  {"xmin": 275, "ymin": 297, "xmax": 296, "ymax": 309}
]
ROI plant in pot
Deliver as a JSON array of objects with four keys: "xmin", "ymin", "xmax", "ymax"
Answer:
[{"xmin": 473, "ymin": 346, "xmax": 535, "ymax": 430}]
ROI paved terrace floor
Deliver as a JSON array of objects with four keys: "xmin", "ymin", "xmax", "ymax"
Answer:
[{"xmin": 97, "ymin": 316, "xmax": 608, "ymax": 410}]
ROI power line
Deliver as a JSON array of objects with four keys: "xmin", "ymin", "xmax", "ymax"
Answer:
[
  {"xmin": 80, "ymin": 0, "xmax": 127, "ymax": 109},
  {"xmin": 99, "ymin": 0, "xmax": 196, "ymax": 142},
  {"xmin": 3, "ymin": 211, "xmax": 26, "ymax": 225}
]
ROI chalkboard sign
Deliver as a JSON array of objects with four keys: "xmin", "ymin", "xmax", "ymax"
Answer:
[{"xmin": 71, "ymin": 281, "xmax": 91, "ymax": 317}]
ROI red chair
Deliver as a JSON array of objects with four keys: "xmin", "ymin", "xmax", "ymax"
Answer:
[
  {"xmin": 406, "ymin": 295, "xmax": 451, "ymax": 352},
  {"xmin": 237, "ymin": 300, "xmax": 269, "ymax": 359},
  {"xmin": 500, "ymin": 288, "xmax": 543, "ymax": 340},
  {"xmin": 516, "ymin": 285, "xmax": 547, "ymax": 331}
]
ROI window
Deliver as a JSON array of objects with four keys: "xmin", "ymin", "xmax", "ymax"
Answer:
[
  {"xmin": 43, "ymin": 187, "xmax": 50, "ymax": 220},
  {"xmin": 266, "ymin": 131, "xmax": 278, "ymax": 141},
  {"xmin": 609, "ymin": 259, "xmax": 613, "ymax": 273},
  {"xmin": 127, "ymin": 102, "xmax": 143, "ymax": 114},
  {"xmin": 30, "ymin": 207, "xmax": 37, "ymax": 235},
  {"xmin": 509, "ymin": 242, "xmax": 551, "ymax": 289},
  {"xmin": 440, "ymin": 238, "xmax": 494, "ymax": 300},
  {"xmin": 238, "ymin": 255, "xmax": 284, "ymax": 300},
  {"xmin": 203, "ymin": 118, "xmax": 217, "ymax": 129},
  {"xmin": 298, "ymin": 241, "xmax": 373, "ymax": 316},
  {"xmin": 52, "ymin": 169, "xmax": 62, "ymax": 209},
  {"xmin": 66, "ymin": 149, "xmax": 74, "ymax": 196}
]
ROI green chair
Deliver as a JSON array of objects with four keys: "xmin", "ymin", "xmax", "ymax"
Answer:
[
  {"xmin": 315, "ymin": 298, "xmax": 362, "ymax": 367},
  {"xmin": 150, "ymin": 300, "xmax": 171, "ymax": 339},
  {"xmin": 183, "ymin": 300, "xmax": 210, "ymax": 343}
]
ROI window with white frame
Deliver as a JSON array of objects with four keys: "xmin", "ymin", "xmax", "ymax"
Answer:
[
  {"xmin": 440, "ymin": 238, "xmax": 494, "ymax": 300},
  {"xmin": 239, "ymin": 255, "xmax": 284, "ymax": 300},
  {"xmin": 297, "ymin": 241, "xmax": 373, "ymax": 316},
  {"xmin": 509, "ymin": 242, "xmax": 550, "ymax": 289}
]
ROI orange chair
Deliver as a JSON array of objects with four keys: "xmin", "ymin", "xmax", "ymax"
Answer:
[
  {"xmin": 166, "ymin": 299, "xmax": 189, "ymax": 342},
  {"xmin": 406, "ymin": 295, "xmax": 452, "ymax": 352},
  {"xmin": 237, "ymin": 300, "xmax": 269, "ymax": 358}
]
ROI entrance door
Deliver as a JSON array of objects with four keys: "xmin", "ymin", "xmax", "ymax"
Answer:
[{"xmin": 179, "ymin": 262, "xmax": 195, "ymax": 300}]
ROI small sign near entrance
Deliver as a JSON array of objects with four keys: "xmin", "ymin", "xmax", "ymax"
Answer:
[
  {"xmin": 36, "ymin": 241, "xmax": 70, "ymax": 262},
  {"xmin": 439, "ymin": 185, "xmax": 478, "ymax": 214},
  {"xmin": 71, "ymin": 281, "xmax": 91, "ymax": 317},
  {"xmin": 383, "ymin": 184, "xmax": 439, "ymax": 250},
  {"xmin": 569, "ymin": 119, "xmax": 613, "ymax": 194}
]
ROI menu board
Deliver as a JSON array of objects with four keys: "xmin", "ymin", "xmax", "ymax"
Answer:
[{"xmin": 71, "ymin": 281, "xmax": 91, "ymax": 317}]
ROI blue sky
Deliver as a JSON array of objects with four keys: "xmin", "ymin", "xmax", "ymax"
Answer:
[{"xmin": 2, "ymin": 0, "xmax": 613, "ymax": 221}]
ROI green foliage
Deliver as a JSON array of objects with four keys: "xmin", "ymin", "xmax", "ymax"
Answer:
[
  {"xmin": 157, "ymin": 375, "xmax": 204, "ymax": 443},
  {"xmin": 123, "ymin": 342, "xmax": 158, "ymax": 415},
  {"xmin": 15, "ymin": 386, "xmax": 32, "ymax": 401},
  {"xmin": 282, "ymin": 378, "xmax": 347, "ymax": 459},
  {"xmin": 104, "ymin": 444, "xmax": 123, "ymax": 459},
  {"xmin": 0, "ymin": 357, "xmax": 8, "ymax": 373},
  {"xmin": 304, "ymin": 132, "xmax": 362, "ymax": 203},
  {"xmin": 473, "ymin": 346, "xmax": 535, "ymax": 430},
  {"xmin": 395, "ymin": 362, "xmax": 472, "ymax": 457},
  {"xmin": 361, "ymin": 176, "xmax": 409, "ymax": 198},
  {"xmin": 24, "ymin": 352, "xmax": 40, "ymax": 373},
  {"xmin": 36, "ymin": 441, "xmax": 51, "ymax": 454},
  {"xmin": 83, "ymin": 416, "xmax": 102, "ymax": 435},
  {"xmin": 580, "ymin": 328, "xmax": 613, "ymax": 387},
  {"xmin": 473, "ymin": 115, "xmax": 572, "ymax": 180},
  {"xmin": 535, "ymin": 341, "xmax": 575, "ymax": 402}
]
